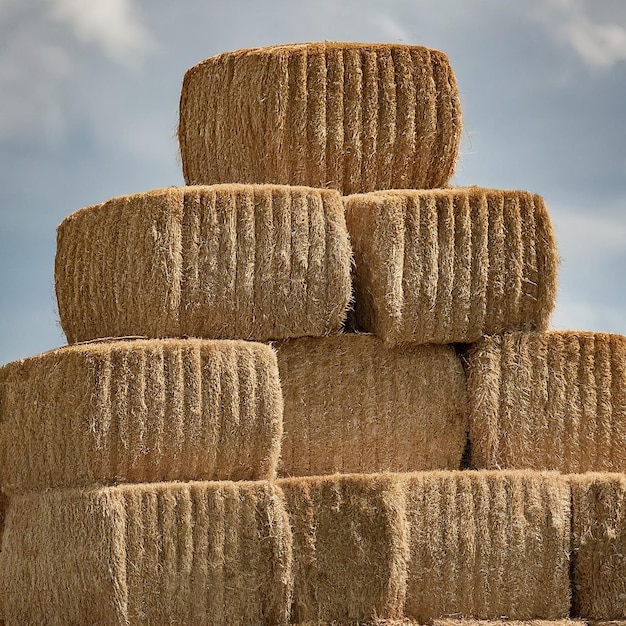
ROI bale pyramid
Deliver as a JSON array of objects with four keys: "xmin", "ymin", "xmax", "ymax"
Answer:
[{"xmin": 0, "ymin": 41, "xmax": 625, "ymax": 625}]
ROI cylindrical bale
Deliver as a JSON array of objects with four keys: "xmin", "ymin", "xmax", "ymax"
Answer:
[
  {"xmin": 402, "ymin": 470, "xmax": 571, "ymax": 621},
  {"xmin": 278, "ymin": 473, "xmax": 409, "ymax": 624},
  {"xmin": 0, "ymin": 481, "xmax": 293, "ymax": 625},
  {"xmin": 467, "ymin": 331, "xmax": 626, "ymax": 472},
  {"xmin": 0, "ymin": 338, "xmax": 283, "ymax": 492},
  {"xmin": 55, "ymin": 184, "xmax": 352, "ymax": 344},
  {"xmin": 275, "ymin": 334, "xmax": 468, "ymax": 476},
  {"xmin": 178, "ymin": 42, "xmax": 462, "ymax": 195},
  {"xmin": 344, "ymin": 188, "xmax": 558, "ymax": 344},
  {"xmin": 570, "ymin": 473, "xmax": 626, "ymax": 620}
]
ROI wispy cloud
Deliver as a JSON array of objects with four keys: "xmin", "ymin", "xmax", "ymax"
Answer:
[{"xmin": 531, "ymin": 0, "xmax": 626, "ymax": 69}]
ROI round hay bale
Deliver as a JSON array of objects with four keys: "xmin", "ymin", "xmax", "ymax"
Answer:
[
  {"xmin": 0, "ymin": 338, "xmax": 283, "ymax": 492},
  {"xmin": 178, "ymin": 42, "xmax": 462, "ymax": 195},
  {"xmin": 344, "ymin": 187, "xmax": 558, "ymax": 344},
  {"xmin": 1, "ymin": 480, "xmax": 292, "ymax": 625},
  {"xmin": 55, "ymin": 184, "xmax": 352, "ymax": 343},
  {"xmin": 275, "ymin": 334, "xmax": 467, "ymax": 477},
  {"xmin": 468, "ymin": 331, "xmax": 626, "ymax": 473}
]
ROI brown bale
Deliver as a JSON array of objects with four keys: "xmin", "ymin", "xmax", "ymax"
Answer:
[
  {"xmin": 178, "ymin": 42, "xmax": 462, "ymax": 195},
  {"xmin": 570, "ymin": 473, "xmax": 626, "ymax": 620},
  {"xmin": 278, "ymin": 473, "xmax": 409, "ymax": 624},
  {"xmin": 467, "ymin": 331, "xmax": 626, "ymax": 472},
  {"xmin": 275, "ymin": 334, "xmax": 468, "ymax": 476},
  {"xmin": 55, "ymin": 184, "xmax": 352, "ymax": 344},
  {"xmin": 402, "ymin": 470, "xmax": 571, "ymax": 621},
  {"xmin": 344, "ymin": 188, "xmax": 558, "ymax": 345},
  {"xmin": 0, "ymin": 338, "xmax": 283, "ymax": 492},
  {"xmin": 0, "ymin": 480, "xmax": 292, "ymax": 625},
  {"xmin": 434, "ymin": 622, "xmax": 584, "ymax": 626}
]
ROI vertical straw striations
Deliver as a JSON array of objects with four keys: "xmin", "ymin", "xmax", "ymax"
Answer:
[
  {"xmin": 344, "ymin": 188, "xmax": 558, "ymax": 345},
  {"xmin": 468, "ymin": 332, "xmax": 626, "ymax": 473},
  {"xmin": 0, "ymin": 338, "xmax": 283, "ymax": 491},
  {"xmin": 0, "ymin": 481, "xmax": 293, "ymax": 626},
  {"xmin": 178, "ymin": 42, "xmax": 462, "ymax": 195},
  {"xmin": 275, "ymin": 334, "xmax": 468, "ymax": 476},
  {"xmin": 55, "ymin": 184, "xmax": 352, "ymax": 344}
]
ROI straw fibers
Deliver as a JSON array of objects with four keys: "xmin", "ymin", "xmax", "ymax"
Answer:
[
  {"xmin": 433, "ymin": 622, "xmax": 585, "ymax": 626},
  {"xmin": 344, "ymin": 187, "xmax": 558, "ymax": 345},
  {"xmin": 178, "ymin": 42, "xmax": 462, "ymax": 195},
  {"xmin": 55, "ymin": 184, "xmax": 352, "ymax": 343},
  {"xmin": 0, "ymin": 480, "xmax": 292, "ymax": 625},
  {"xmin": 0, "ymin": 338, "xmax": 283, "ymax": 492},
  {"xmin": 468, "ymin": 332, "xmax": 626, "ymax": 472},
  {"xmin": 570, "ymin": 473, "xmax": 626, "ymax": 620},
  {"xmin": 275, "ymin": 334, "xmax": 467, "ymax": 476}
]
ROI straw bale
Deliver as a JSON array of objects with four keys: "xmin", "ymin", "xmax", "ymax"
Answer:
[
  {"xmin": 0, "ymin": 338, "xmax": 283, "ymax": 492},
  {"xmin": 402, "ymin": 470, "xmax": 571, "ymax": 621},
  {"xmin": 55, "ymin": 184, "xmax": 351, "ymax": 343},
  {"xmin": 178, "ymin": 42, "xmax": 462, "ymax": 195},
  {"xmin": 275, "ymin": 334, "xmax": 467, "ymax": 476},
  {"xmin": 0, "ymin": 480, "xmax": 292, "ymax": 625},
  {"xmin": 344, "ymin": 187, "xmax": 558, "ymax": 344},
  {"xmin": 468, "ymin": 331, "xmax": 626, "ymax": 472},
  {"xmin": 570, "ymin": 473, "xmax": 626, "ymax": 620},
  {"xmin": 278, "ymin": 473, "xmax": 409, "ymax": 624},
  {"xmin": 433, "ymin": 622, "xmax": 584, "ymax": 626}
]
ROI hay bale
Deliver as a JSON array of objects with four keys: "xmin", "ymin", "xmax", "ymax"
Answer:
[
  {"xmin": 55, "ymin": 184, "xmax": 351, "ymax": 344},
  {"xmin": 433, "ymin": 622, "xmax": 584, "ymax": 626},
  {"xmin": 402, "ymin": 470, "xmax": 571, "ymax": 621},
  {"xmin": 178, "ymin": 42, "xmax": 462, "ymax": 195},
  {"xmin": 344, "ymin": 188, "xmax": 558, "ymax": 344},
  {"xmin": 278, "ymin": 473, "xmax": 409, "ymax": 624},
  {"xmin": 570, "ymin": 473, "xmax": 626, "ymax": 620},
  {"xmin": 0, "ymin": 338, "xmax": 283, "ymax": 492},
  {"xmin": 468, "ymin": 331, "xmax": 626, "ymax": 472},
  {"xmin": 275, "ymin": 334, "xmax": 468, "ymax": 476},
  {"xmin": 0, "ymin": 480, "xmax": 292, "ymax": 625}
]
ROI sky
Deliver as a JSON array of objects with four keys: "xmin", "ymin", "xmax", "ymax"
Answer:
[{"xmin": 1, "ymin": 0, "xmax": 625, "ymax": 364}]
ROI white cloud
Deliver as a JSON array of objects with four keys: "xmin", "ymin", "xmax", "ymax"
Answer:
[
  {"xmin": 46, "ymin": 0, "xmax": 155, "ymax": 68},
  {"xmin": 531, "ymin": 0, "xmax": 626, "ymax": 69}
]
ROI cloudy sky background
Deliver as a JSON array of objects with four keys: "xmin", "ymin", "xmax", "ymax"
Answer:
[{"xmin": 1, "ymin": 0, "xmax": 625, "ymax": 364}]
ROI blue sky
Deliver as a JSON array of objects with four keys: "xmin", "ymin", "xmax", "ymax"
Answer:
[{"xmin": 1, "ymin": 0, "xmax": 625, "ymax": 364}]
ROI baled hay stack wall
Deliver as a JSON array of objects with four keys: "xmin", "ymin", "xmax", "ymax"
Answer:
[
  {"xmin": 0, "ymin": 338, "xmax": 283, "ymax": 492},
  {"xmin": 344, "ymin": 188, "xmax": 558, "ymax": 345},
  {"xmin": 467, "ymin": 332, "xmax": 626, "ymax": 473},
  {"xmin": 570, "ymin": 473, "xmax": 626, "ymax": 620},
  {"xmin": 275, "ymin": 334, "xmax": 467, "ymax": 476},
  {"xmin": 0, "ymin": 481, "xmax": 292, "ymax": 626},
  {"xmin": 55, "ymin": 184, "xmax": 351, "ymax": 344},
  {"xmin": 178, "ymin": 42, "xmax": 462, "ymax": 195},
  {"xmin": 278, "ymin": 470, "xmax": 571, "ymax": 623}
]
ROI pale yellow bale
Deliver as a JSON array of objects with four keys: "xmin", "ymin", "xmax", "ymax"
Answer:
[
  {"xmin": 275, "ymin": 334, "xmax": 467, "ymax": 476},
  {"xmin": 468, "ymin": 332, "xmax": 626, "ymax": 472},
  {"xmin": 0, "ymin": 338, "xmax": 283, "ymax": 492},
  {"xmin": 178, "ymin": 42, "xmax": 462, "ymax": 195},
  {"xmin": 278, "ymin": 473, "xmax": 409, "ymax": 624},
  {"xmin": 0, "ymin": 481, "xmax": 292, "ymax": 625},
  {"xmin": 55, "ymin": 184, "xmax": 351, "ymax": 343},
  {"xmin": 402, "ymin": 471, "xmax": 571, "ymax": 621},
  {"xmin": 570, "ymin": 473, "xmax": 626, "ymax": 620},
  {"xmin": 344, "ymin": 188, "xmax": 558, "ymax": 344}
]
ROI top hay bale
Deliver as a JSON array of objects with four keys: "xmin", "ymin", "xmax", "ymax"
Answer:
[
  {"xmin": 178, "ymin": 42, "xmax": 462, "ymax": 195},
  {"xmin": 55, "ymin": 184, "xmax": 352, "ymax": 343}
]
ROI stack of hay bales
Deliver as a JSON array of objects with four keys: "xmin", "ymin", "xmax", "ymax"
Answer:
[{"xmin": 0, "ymin": 40, "xmax": 624, "ymax": 625}]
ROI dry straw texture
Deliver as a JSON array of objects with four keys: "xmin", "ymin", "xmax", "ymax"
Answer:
[
  {"xmin": 0, "ymin": 338, "xmax": 283, "ymax": 492},
  {"xmin": 570, "ymin": 473, "xmax": 626, "ymax": 620},
  {"xmin": 433, "ymin": 622, "xmax": 584, "ymax": 626},
  {"xmin": 278, "ymin": 470, "xmax": 571, "ymax": 623},
  {"xmin": 275, "ymin": 334, "xmax": 468, "ymax": 476},
  {"xmin": 344, "ymin": 188, "xmax": 558, "ymax": 344},
  {"xmin": 0, "ymin": 481, "xmax": 292, "ymax": 625},
  {"xmin": 468, "ymin": 331, "xmax": 626, "ymax": 472},
  {"xmin": 55, "ymin": 184, "xmax": 351, "ymax": 343},
  {"xmin": 178, "ymin": 42, "xmax": 462, "ymax": 195}
]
